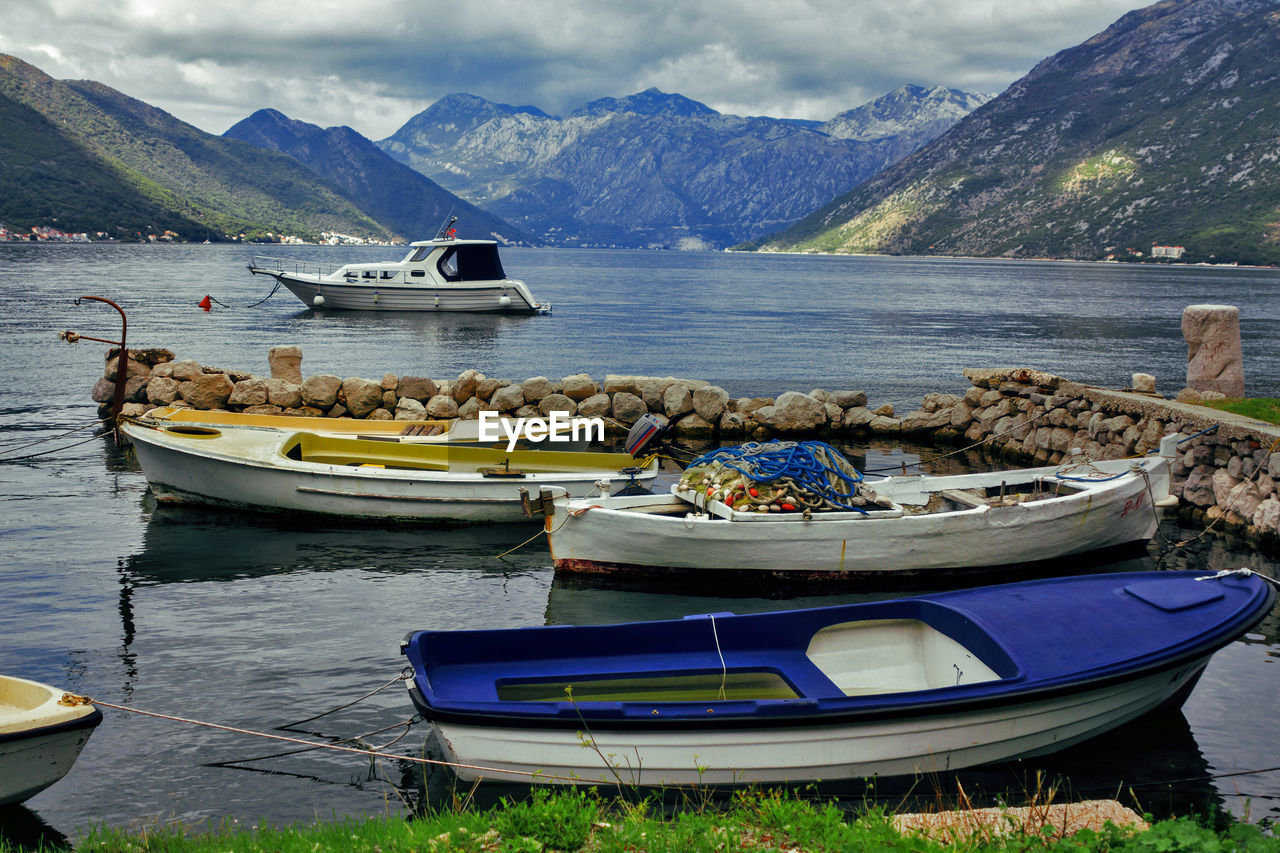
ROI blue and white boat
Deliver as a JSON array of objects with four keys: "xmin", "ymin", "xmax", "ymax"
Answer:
[{"xmin": 401, "ymin": 570, "xmax": 1274, "ymax": 786}]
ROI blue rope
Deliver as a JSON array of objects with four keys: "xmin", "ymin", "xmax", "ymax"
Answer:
[{"xmin": 686, "ymin": 441, "xmax": 868, "ymax": 511}]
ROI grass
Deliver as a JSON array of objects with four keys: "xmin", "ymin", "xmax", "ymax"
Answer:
[
  {"xmin": 1196, "ymin": 398, "xmax": 1280, "ymax": 426},
  {"xmin": 4, "ymin": 789, "xmax": 1277, "ymax": 853}
]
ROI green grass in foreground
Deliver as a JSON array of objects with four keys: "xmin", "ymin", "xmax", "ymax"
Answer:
[
  {"xmin": 1197, "ymin": 398, "xmax": 1280, "ymax": 426},
  {"xmin": 6, "ymin": 789, "xmax": 1278, "ymax": 853}
]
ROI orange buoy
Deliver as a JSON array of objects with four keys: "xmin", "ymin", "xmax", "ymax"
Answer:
[{"xmin": 198, "ymin": 295, "xmax": 212, "ymax": 311}]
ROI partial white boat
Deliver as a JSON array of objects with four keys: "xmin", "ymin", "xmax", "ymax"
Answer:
[
  {"xmin": 120, "ymin": 420, "xmax": 656, "ymax": 523},
  {"xmin": 0, "ymin": 676, "xmax": 101, "ymax": 805},
  {"xmin": 401, "ymin": 570, "xmax": 1274, "ymax": 785},
  {"xmin": 544, "ymin": 437, "xmax": 1179, "ymax": 579},
  {"xmin": 249, "ymin": 237, "xmax": 549, "ymax": 314}
]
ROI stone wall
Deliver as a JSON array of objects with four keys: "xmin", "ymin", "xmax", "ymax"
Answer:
[{"xmin": 95, "ymin": 351, "xmax": 1280, "ymax": 548}]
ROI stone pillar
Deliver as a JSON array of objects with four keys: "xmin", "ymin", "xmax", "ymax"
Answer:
[
  {"xmin": 1182, "ymin": 304, "xmax": 1244, "ymax": 397},
  {"xmin": 268, "ymin": 345, "xmax": 303, "ymax": 384}
]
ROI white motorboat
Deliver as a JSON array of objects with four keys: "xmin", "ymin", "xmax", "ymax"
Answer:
[
  {"xmin": 120, "ymin": 419, "xmax": 656, "ymax": 523},
  {"xmin": 249, "ymin": 234, "xmax": 549, "ymax": 314},
  {"xmin": 542, "ymin": 436, "xmax": 1179, "ymax": 579},
  {"xmin": 0, "ymin": 675, "xmax": 101, "ymax": 805}
]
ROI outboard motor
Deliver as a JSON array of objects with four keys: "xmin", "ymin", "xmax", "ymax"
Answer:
[{"xmin": 625, "ymin": 413, "xmax": 667, "ymax": 458}]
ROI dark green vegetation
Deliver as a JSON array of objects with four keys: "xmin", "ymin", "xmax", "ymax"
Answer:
[
  {"xmin": 1199, "ymin": 399, "xmax": 1280, "ymax": 426},
  {"xmin": 4, "ymin": 789, "xmax": 1277, "ymax": 852},
  {"xmin": 751, "ymin": 0, "xmax": 1280, "ymax": 265},
  {"xmin": 0, "ymin": 55, "xmax": 476, "ymax": 243}
]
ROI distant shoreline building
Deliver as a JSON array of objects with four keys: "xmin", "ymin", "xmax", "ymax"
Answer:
[{"xmin": 1152, "ymin": 245, "xmax": 1186, "ymax": 260}]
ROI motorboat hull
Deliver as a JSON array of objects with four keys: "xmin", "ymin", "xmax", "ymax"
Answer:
[
  {"xmin": 122, "ymin": 421, "xmax": 655, "ymax": 523},
  {"xmin": 265, "ymin": 272, "xmax": 546, "ymax": 313},
  {"xmin": 548, "ymin": 457, "xmax": 1171, "ymax": 577}
]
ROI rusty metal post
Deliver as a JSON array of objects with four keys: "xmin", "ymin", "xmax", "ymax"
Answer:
[{"xmin": 61, "ymin": 296, "xmax": 128, "ymax": 441}]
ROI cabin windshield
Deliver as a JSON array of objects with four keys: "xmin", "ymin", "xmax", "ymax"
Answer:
[
  {"xmin": 438, "ymin": 245, "xmax": 507, "ymax": 282},
  {"xmin": 408, "ymin": 245, "xmax": 432, "ymax": 263}
]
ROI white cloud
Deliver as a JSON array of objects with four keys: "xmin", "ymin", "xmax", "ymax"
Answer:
[{"xmin": 3, "ymin": 0, "xmax": 1151, "ymax": 137}]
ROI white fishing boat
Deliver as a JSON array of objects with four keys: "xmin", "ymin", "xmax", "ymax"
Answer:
[
  {"xmin": 401, "ymin": 570, "xmax": 1274, "ymax": 785},
  {"xmin": 0, "ymin": 675, "xmax": 101, "ymax": 805},
  {"xmin": 542, "ymin": 435, "xmax": 1179, "ymax": 579},
  {"xmin": 120, "ymin": 419, "xmax": 656, "ymax": 523},
  {"xmin": 248, "ymin": 227, "xmax": 549, "ymax": 314}
]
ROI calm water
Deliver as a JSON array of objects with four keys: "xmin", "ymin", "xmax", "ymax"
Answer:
[{"xmin": 3, "ymin": 244, "xmax": 1280, "ymax": 846}]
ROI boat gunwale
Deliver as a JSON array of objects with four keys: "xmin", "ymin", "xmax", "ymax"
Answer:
[{"xmin": 0, "ymin": 706, "xmax": 103, "ymax": 744}]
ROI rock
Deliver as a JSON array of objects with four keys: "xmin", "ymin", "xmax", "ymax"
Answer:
[
  {"xmin": 119, "ymin": 402, "xmax": 150, "ymax": 418},
  {"xmin": 830, "ymin": 390, "xmax": 868, "ymax": 409},
  {"xmin": 425, "ymin": 394, "xmax": 459, "ymax": 418},
  {"xmin": 268, "ymin": 345, "xmax": 303, "ymax": 384},
  {"xmin": 476, "ymin": 378, "xmax": 504, "ymax": 400},
  {"xmin": 381, "ymin": 373, "xmax": 398, "ymax": 391},
  {"xmin": 843, "ymin": 406, "xmax": 875, "ymax": 430},
  {"xmin": 603, "ymin": 374, "xmax": 636, "ymax": 395},
  {"xmin": 341, "ymin": 377, "xmax": 384, "ymax": 419},
  {"xmin": 577, "ymin": 393, "xmax": 612, "ymax": 418},
  {"xmin": 453, "ymin": 369, "xmax": 483, "ymax": 403},
  {"xmin": 241, "ymin": 404, "xmax": 282, "ymax": 415},
  {"xmin": 300, "ymin": 374, "xmax": 342, "ymax": 408},
  {"xmin": 1224, "ymin": 481, "xmax": 1263, "ymax": 521},
  {"xmin": 1131, "ymin": 373, "xmax": 1156, "ymax": 393},
  {"xmin": 264, "ymin": 378, "xmax": 303, "ymax": 409},
  {"xmin": 397, "ymin": 375, "xmax": 438, "ymax": 401},
  {"xmin": 611, "ymin": 392, "xmax": 647, "ymax": 425},
  {"xmin": 561, "ymin": 374, "xmax": 598, "ymax": 401},
  {"xmin": 179, "ymin": 373, "xmax": 234, "ymax": 410},
  {"xmin": 394, "ymin": 397, "xmax": 427, "ymax": 420},
  {"xmin": 521, "ymin": 376, "xmax": 555, "ymax": 403},
  {"xmin": 949, "ymin": 402, "xmax": 976, "ymax": 429},
  {"xmin": 756, "ymin": 392, "xmax": 826, "ymax": 432},
  {"xmin": 692, "ymin": 386, "xmax": 730, "ymax": 422},
  {"xmin": 869, "ymin": 415, "xmax": 902, "ymax": 434},
  {"xmin": 672, "ymin": 412, "xmax": 715, "ymax": 437},
  {"xmin": 367, "ymin": 408, "xmax": 394, "ymax": 421},
  {"xmin": 663, "ymin": 384, "xmax": 693, "ymax": 418},
  {"xmin": 105, "ymin": 353, "xmax": 151, "ymax": 381},
  {"xmin": 873, "ymin": 403, "xmax": 895, "ymax": 417},
  {"xmin": 146, "ymin": 376, "xmax": 181, "ymax": 405},
  {"xmin": 228, "ymin": 378, "xmax": 269, "ymax": 408},
  {"xmin": 515, "ymin": 404, "xmax": 541, "ymax": 419},
  {"xmin": 900, "ymin": 408, "xmax": 951, "ymax": 433},
  {"xmin": 1182, "ymin": 304, "xmax": 1245, "ymax": 397},
  {"xmin": 633, "ymin": 378, "xmax": 666, "ymax": 411},
  {"xmin": 1211, "ymin": 469, "xmax": 1241, "ymax": 507},
  {"xmin": 169, "ymin": 359, "xmax": 204, "ymax": 382},
  {"xmin": 1254, "ymin": 498, "xmax": 1280, "ymax": 533},
  {"xmin": 1270, "ymin": 452, "xmax": 1280, "ymax": 480},
  {"xmin": 490, "ymin": 384, "xmax": 526, "ymax": 412},
  {"xmin": 457, "ymin": 398, "xmax": 482, "ymax": 420},
  {"xmin": 1181, "ymin": 465, "xmax": 1216, "ymax": 507},
  {"xmin": 921, "ymin": 392, "xmax": 961, "ymax": 413},
  {"xmin": 738, "ymin": 398, "xmax": 773, "ymax": 416},
  {"xmin": 719, "ymin": 411, "xmax": 751, "ymax": 436},
  {"xmin": 326, "ymin": 403, "xmax": 349, "ymax": 419},
  {"xmin": 538, "ymin": 393, "xmax": 577, "ymax": 417}
]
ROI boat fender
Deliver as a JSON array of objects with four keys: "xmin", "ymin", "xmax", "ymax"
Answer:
[
  {"xmin": 434, "ymin": 295, "xmax": 440, "ymax": 307},
  {"xmin": 499, "ymin": 294, "xmax": 511, "ymax": 308},
  {"xmin": 312, "ymin": 294, "xmax": 325, "ymax": 306},
  {"xmin": 373, "ymin": 291, "xmax": 379, "ymax": 303}
]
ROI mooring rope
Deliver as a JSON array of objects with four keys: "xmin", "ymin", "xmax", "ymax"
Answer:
[
  {"xmin": 206, "ymin": 277, "xmax": 283, "ymax": 309},
  {"xmin": 65, "ymin": 693, "xmax": 594, "ymax": 785},
  {"xmin": 0, "ymin": 416, "xmax": 113, "ymax": 463}
]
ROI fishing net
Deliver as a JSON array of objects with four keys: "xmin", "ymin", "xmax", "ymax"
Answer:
[{"xmin": 678, "ymin": 440, "xmax": 890, "ymax": 514}]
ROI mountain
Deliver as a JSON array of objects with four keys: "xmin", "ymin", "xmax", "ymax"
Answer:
[
  {"xmin": 0, "ymin": 54, "xmax": 389, "ymax": 242},
  {"xmin": 378, "ymin": 86, "xmax": 991, "ymax": 248},
  {"xmin": 224, "ymin": 109, "xmax": 531, "ymax": 244},
  {"xmin": 749, "ymin": 0, "xmax": 1280, "ymax": 265}
]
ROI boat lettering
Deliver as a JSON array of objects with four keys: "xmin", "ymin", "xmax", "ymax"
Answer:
[
  {"xmin": 1120, "ymin": 493, "xmax": 1145, "ymax": 518},
  {"xmin": 478, "ymin": 411, "xmax": 605, "ymax": 452}
]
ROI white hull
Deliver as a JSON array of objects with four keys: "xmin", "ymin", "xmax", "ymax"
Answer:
[
  {"xmin": 431, "ymin": 658, "xmax": 1205, "ymax": 785},
  {"xmin": 549, "ymin": 457, "xmax": 1171, "ymax": 576},
  {"xmin": 0, "ymin": 676, "xmax": 100, "ymax": 804},
  {"xmin": 275, "ymin": 274, "xmax": 544, "ymax": 313},
  {"xmin": 123, "ymin": 423, "xmax": 655, "ymax": 523}
]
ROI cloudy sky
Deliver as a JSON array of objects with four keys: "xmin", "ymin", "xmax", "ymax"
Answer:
[{"xmin": 3, "ymin": 0, "xmax": 1152, "ymax": 139}]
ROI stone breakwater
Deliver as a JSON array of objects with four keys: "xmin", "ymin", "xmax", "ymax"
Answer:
[{"xmin": 95, "ymin": 349, "xmax": 1280, "ymax": 549}]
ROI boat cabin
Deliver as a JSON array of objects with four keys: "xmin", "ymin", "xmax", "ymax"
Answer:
[{"xmin": 336, "ymin": 240, "xmax": 511, "ymax": 285}]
